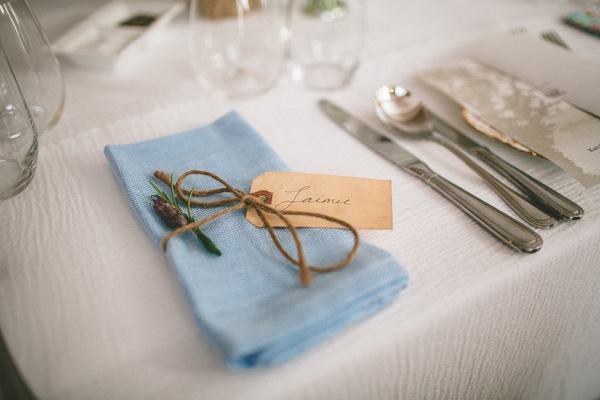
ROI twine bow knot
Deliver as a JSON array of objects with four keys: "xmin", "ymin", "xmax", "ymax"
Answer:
[
  {"xmin": 241, "ymin": 194, "xmax": 267, "ymax": 207},
  {"xmin": 154, "ymin": 170, "xmax": 360, "ymax": 286}
]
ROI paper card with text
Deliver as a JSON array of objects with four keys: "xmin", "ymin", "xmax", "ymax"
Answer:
[
  {"xmin": 246, "ymin": 172, "xmax": 393, "ymax": 229},
  {"xmin": 418, "ymin": 58, "xmax": 600, "ymax": 188}
]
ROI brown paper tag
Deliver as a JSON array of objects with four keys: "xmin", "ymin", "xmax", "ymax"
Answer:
[{"xmin": 246, "ymin": 172, "xmax": 392, "ymax": 229}]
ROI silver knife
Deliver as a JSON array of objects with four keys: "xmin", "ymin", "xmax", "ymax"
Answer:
[
  {"xmin": 430, "ymin": 112, "xmax": 584, "ymax": 220},
  {"xmin": 319, "ymin": 99, "xmax": 542, "ymax": 253}
]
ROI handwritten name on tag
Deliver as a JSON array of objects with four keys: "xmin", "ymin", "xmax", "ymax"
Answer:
[{"xmin": 246, "ymin": 172, "xmax": 392, "ymax": 229}]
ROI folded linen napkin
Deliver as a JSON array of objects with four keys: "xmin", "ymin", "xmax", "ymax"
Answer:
[{"xmin": 104, "ymin": 111, "xmax": 408, "ymax": 368}]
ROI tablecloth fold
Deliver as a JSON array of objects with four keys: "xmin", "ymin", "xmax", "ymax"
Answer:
[{"xmin": 104, "ymin": 111, "xmax": 408, "ymax": 368}]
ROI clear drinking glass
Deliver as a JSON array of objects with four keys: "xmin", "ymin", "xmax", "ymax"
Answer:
[
  {"xmin": 0, "ymin": 0, "xmax": 64, "ymax": 134},
  {"xmin": 286, "ymin": 0, "xmax": 366, "ymax": 90},
  {"xmin": 188, "ymin": 0, "xmax": 286, "ymax": 97},
  {"xmin": 0, "ymin": 42, "xmax": 38, "ymax": 200}
]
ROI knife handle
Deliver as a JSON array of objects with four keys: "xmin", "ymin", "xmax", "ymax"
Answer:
[
  {"xmin": 472, "ymin": 147, "xmax": 584, "ymax": 220},
  {"xmin": 413, "ymin": 168, "xmax": 543, "ymax": 253},
  {"xmin": 433, "ymin": 136, "xmax": 557, "ymax": 229}
]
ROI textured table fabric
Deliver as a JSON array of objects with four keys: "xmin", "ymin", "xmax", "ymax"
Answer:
[{"xmin": 2, "ymin": 0, "xmax": 600, "ymax": 399}]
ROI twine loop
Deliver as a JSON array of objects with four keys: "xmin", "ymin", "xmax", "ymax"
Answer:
[
  {"xmin": 153, "ymin": 170, "xmax": 360, "ymax": 286},
  {"xmin": 241, "ymin": 194, "xmax": 265, "ymax": 207}
]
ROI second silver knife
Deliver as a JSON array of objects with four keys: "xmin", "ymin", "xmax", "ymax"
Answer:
[{"xmin": 319, "ymin": 99, "xmax": 542, "ymax": 253}]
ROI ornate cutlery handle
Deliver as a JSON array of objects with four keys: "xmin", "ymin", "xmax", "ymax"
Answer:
[
  {"xmin": 407, "ymin": 162, "xmax": 543, "ymax": 253},
  {"xmin": 472, "ymin": 147, "xmax": 584, "ymax": 220},
  {"xmin": 434, "ymin": 137, "xmax": 557, "ymax": 229}
]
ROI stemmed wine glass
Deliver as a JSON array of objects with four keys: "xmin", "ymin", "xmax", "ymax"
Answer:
[{"xmin": 0, "ymin": 0, "xmax": 64, "ymax": 134}]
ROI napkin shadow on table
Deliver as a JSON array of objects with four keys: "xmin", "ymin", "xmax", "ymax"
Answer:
[{"xmin": 104, "ymin": 111, "xmax": 408, "ymax": 369}]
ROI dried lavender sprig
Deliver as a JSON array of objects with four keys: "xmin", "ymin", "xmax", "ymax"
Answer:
[
  {"xmin": 149, "ymin": 177, "xmax": 221, "ymax": 256},
  {"xmin": 153, "ymin": 198, "xmax": 188, "ymax": 228}
]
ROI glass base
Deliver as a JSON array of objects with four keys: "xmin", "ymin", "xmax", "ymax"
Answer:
[
  {"xmin": 291, "ymin": 62, "xmax": 355, "ymax": 91},
  {"xmin": 0, "ymin": 144, "xmax": 37, "ymax": 201},
  {"xmin": 193, "ymin": 66, "xmax": 281, "ymax": 98}
]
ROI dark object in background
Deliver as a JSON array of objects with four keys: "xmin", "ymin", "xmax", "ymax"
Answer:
[{"xmin": 119, "ymin": 13, "xmax": 158, "ymax": 27}]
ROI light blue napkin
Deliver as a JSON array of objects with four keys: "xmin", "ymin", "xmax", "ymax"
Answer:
[{"xmin": 104, "ymin": 112, "xmax": 408, "ymax": 369}]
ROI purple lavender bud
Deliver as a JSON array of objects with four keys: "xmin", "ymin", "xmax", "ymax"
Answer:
[{"xmin": 153, "ymin": 198, "xmax": 188, "ymax": 228}]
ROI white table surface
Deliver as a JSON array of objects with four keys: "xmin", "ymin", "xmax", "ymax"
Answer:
[{"xmin": 2, "ymin": 0, "xmax": 600, "ymax": 398}]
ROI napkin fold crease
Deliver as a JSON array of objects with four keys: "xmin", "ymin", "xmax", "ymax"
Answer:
[{"xmin": 104, "ymin": 111, "xmax": 408, "ymax": 368}]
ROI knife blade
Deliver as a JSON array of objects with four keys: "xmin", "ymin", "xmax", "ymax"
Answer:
[
  {"xmin": 429, "ymin": 111, "xmax": 584, "ymax": 220},
  {"xmin": 319, "ymin": 99, "xmax": 542, "ymax": 253}
]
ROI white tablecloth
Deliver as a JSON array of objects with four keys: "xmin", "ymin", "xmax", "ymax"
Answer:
[{"xmin": 2, "ymin": 0, "xmax": 600, "ymax": 398}]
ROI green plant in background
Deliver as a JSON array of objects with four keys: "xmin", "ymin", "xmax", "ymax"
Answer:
[{"xmin": 303, "ymin": 0, "xmax": 346, "ymax": 21}]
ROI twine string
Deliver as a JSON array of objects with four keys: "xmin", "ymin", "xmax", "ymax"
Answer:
[{"xmin": 153, "ymin": 170, "xmax": 360, "ymax": 286}]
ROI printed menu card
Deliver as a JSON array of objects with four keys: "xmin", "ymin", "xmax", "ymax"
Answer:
[{"xmin": 418, "ymin": 58, "xmax": 600, "ymax": 188}]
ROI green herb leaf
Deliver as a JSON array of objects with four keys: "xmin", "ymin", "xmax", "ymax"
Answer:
[
  {"xmin": 169, "ymin": 172, "xmax": 181, "ymax": 213},
  {"xmin": 187, "ymin": 187, "xmax": 194, "ymax": 219},
  {"xmin": 194, "ymin": 228, "xmax": 222, "ymax": 256},
  {"xmin": 149, "ymin": 180, "xmax": 170, "ymax": 203}
]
